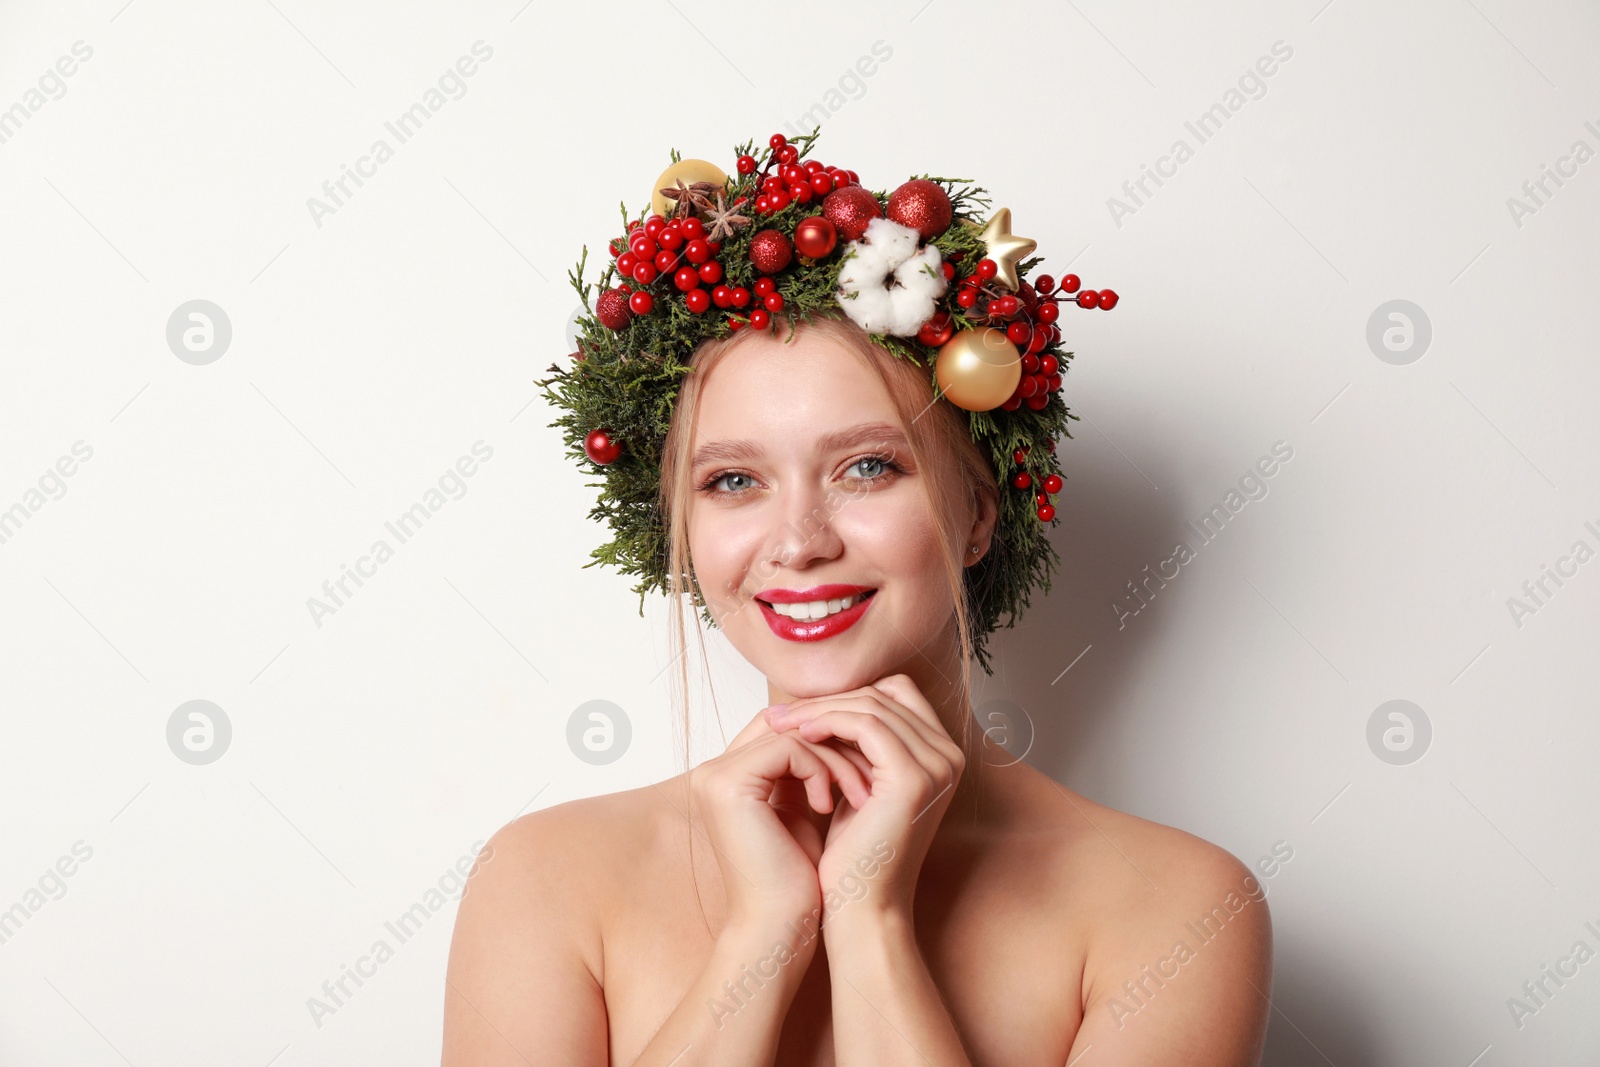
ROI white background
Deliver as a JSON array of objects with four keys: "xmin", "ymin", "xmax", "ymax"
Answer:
[{"xmin": 2, "ymin": 0, "xmax": 1597, "ymax": 1063}]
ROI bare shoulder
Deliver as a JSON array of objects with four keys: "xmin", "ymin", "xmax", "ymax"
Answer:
[
  {"xmin": 441, "ymin": 780, "xmax": 679, "ymax": 1066},
  {"xmin": 1028, "ymin": 774, "xmax": 1273, "ymax": 1065}
]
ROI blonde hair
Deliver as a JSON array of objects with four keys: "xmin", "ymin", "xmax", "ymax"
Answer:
[{"xmin": 657, "ymin": 312, "xmax": 1001, "ymax": 779}]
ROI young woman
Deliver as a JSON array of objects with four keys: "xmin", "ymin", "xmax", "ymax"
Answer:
[{"xmin": 443, "ymin": 132, "xmax": 1272, "ymax": 1064}]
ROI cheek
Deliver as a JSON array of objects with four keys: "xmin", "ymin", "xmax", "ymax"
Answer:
[{"xmin": 688, "ymin": 509, "xmax": 763, "ymax": 604}]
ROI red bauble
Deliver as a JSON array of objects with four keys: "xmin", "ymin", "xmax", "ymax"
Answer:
[
  {"xmin": 822, "ymin": 186, "xmax": 882, "ymax": 241},
  {"xmin": 748, "ymin": 229, "xmax": 793, "ymax": 274},
  {"xmin": 583, "ymin": 428, "xmax": 622, "ymax": 465},
  {"xmin": 595, "ymin": 287, "xmax": 632, "ymax": 330},
  {"xmin": 793, "ymin": 216, "xmax": 838, "ymax": 259},
  {"xmin": 886, "ymin": 178, "xmax": 953, "ymax": 240}
]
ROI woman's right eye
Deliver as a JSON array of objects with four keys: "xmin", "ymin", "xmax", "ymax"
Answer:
[{"xmin": 703, "ymin": 471, "xmax": 756, "ymax": 495}]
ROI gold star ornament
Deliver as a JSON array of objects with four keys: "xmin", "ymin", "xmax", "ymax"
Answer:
[{"xmin": 976, "ymin": 207, "xmax": 1037, "ymax": 291}]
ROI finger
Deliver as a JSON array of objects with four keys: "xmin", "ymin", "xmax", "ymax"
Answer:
[
  {"xmin": 800, "ymin": 709, "xmax": 961, "ymax": 800},
  {"xmin": 790, "ymin": 733, "xmax": 872, "ymax": 809},
  {"xmin": 867, "ymin": 674, "xmax": 947, "ymax": 735},
  {"xmin": 806, "ymin": 699, "xmax": 943, "ymax": 780}
]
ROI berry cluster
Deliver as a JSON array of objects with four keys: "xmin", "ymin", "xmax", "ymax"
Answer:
[
  {"xmin": 953, "ymin": 265, "xmax": 1118, "ymax": 413},
  {"xmin": 744, "ymin": 132, "xmax": 861, "ymax": 215},
  {"xmin": 595, "ymin": 212, "xmax": 730, "ymax": 325},
  {"xmin": 1009, "ymin": 441, "xmax": 1065, "ymax": 521}
]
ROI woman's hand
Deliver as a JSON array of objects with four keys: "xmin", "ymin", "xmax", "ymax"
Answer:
[
  {"xmin": 762, "ymin": 673, "xmax": 965, "ymax": 923},
  {"xmin": 690, "ymin": 707, "xmax": 872, "ymax": 933}
]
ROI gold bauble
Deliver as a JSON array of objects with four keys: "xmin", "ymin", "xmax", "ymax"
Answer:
[
  {"xmin": 650, "ymin": 158, "xmax": 730, "ymax": 218},
  {"xmin": 934, "ymin": 327, "xmax": 1021, "ymax": 411},
  {"xmin": 975, "ymin": 207, "xmax": 1037, "ymax": 291}
]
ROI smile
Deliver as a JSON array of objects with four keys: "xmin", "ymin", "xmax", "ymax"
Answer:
[{"xmin": 756, "ymin": 589, "xmax": 877, "ymax": 642}]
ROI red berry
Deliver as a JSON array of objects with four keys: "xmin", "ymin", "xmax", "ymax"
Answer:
[
  {"xmin": 804, "ymin": 160, "xmax": 824, "ymax": 174},
  {"xmin": 654, "ymin": 250, "xmax": 677, "ymax": 273},
  {"xmin": 941, "ymin": 262, "xmax": 956, "ymax": 281},
  {"xmin": 712, "ymin": 285, "xmax": 733, "ymax": 308},
  {"xmin": 769, "ymin": 133, "xmax": 787, "ymax": 149},
  {"xmin": 764, "ymin": 292, "xmax": 784, "ymax": 312},
  {"xmin": 750, "ymin": 308, "xmax": 771, "ymax": 330},
  {"xmin": 1001, "ymin": 396, "xmax": 1023, "ymax": 411},
  {"xmin": 956, "ymin": 289, "xmax": 977, "ymax": 309},
  {"xmin": 1098, "ymin": 288, "xmax": 1119, "ymax": 310},
  {"xmin": 616, "ymin": 252, "xmax": 637, "ymax": 275},
  {"xmin": 995, "ymin": 294, "xmax": 1018, "ymax": 317},
  {"xmin": 1012, "ymin": 472, "xmax": 1032, "ymax": 489},
  {"xmin": 1076, "ymin": 290, "xmax": 1098, "ymax": 309},
  {"xmin": 917, "ymin": 310, "xmax": 954, "ymax": 347},
  {"xmin": 657, "ymin": 228, "xmax": 683, "ymax": 250},
  {"xmin": 753, "ymin": 277, "xmax": 775, "ymax": 296},
  {"xmin": 790, "ymin": 184, "xmax": 813, "ymax": 205},
  {"xmin": 1044, "ymin": 474, "xmax": 1063, "ymax": 494},
  {"xmin": 706, "ymin": 240, "xmax": 722, "ymax": 255},
  {"xmin": 1034, "ymin": 274, "xmax": 1055, "ymax": 295},
  {"xmin": 1027, "ymin": 330, "xmax": 1048, "ymax": 354},
  {"xmin": 698, "ymin": 260, "xmax": 723, "ymax": 285},
  {"xmin": 584, "ymin": 428, "xmax": 622, "ymax": 464},
  {"xmin": 727, "ymin": 316, "xmax": 744, "ymax": 330},
  {"xmin": 737, "ymin": 154, "xmax": 757, "ymax": 175},
  {"xmin": 674, "ymin": 267, "xmax": 699, "ymax": 292},
  {"xmin": 643, "ymin": 215, "xmax": 666, "ymax": 238},
  {"xmin": 730, "ymin": 287, "xmax": 751, "ymax": 308},
  {"xmin": 629, "ymin": 290, "xmax": 654, "ymax": 315},
  {"xmin": 976, "ymin": 259, "xmax": 998, "ymax": 281},
  {"xmin": 811, "ymin": 172, "xmax": 834, "ymax": 196},
  {"xmin": 1012, "ymin": 449, "xmax": 1028, "ymax": 465},
  {"xmin": 1021, "ymin": 353, "xmax": 1040, "ymax": 374},
  {"xmin": 1048, "ymin": 372, "xmax": 1062, "ymax": 391},
  {"xmin": 685, "ymin": 288, "xmax": 710, "ymax": 314},
  {"xmin": 768, "ymin": 190, "xmax": 791, "ymax": 212},
  {"xmin": 681, "ymin": 217, "xmax": 705, "ymax": 240},
  {"xmin": 1036, "ymin": 301, "xmax": 1060, "ymax": 325},
  {"xmin": 777, "ymin": 145, "xmax": 798, "ymax": 164},
  {"xmin": 1060, "ymin": 273, "xmax": 1081, "ymax": 294},
  {"xmin": 1007, "ymin": 321, "xmax": 1031, "ymax": 346},
  {"xmin": 1037, "ymin": 504, "xmax": 1056, "ymax": 522},
  {"xmin": 755, "ymin": 194, "xmax": 771, "ymax": 214},
  {"xmin": 762, "ymin": 175, "xmax": 785, "ymax": 195},
  {"xmin": 1026, "ymin": 393, "xmax": 1049, "ymax": 410},
  {"xmin": 632, "ymin": 262, "xmax": 657, "ymax": 285},
  {"xmin": 609, "ymin": 236, "xmax": 627, "ymax": 258},
  {"xmin": 685, "ymin": 239, "xmax": 711, "ymax": 265},
  {"xmin": 629, "ymin": 234, "xmax": 656, "ymax": 259},
  {"xmin": 1040, "ymin": 355, "xmax": 1058, "ymax": 376}
]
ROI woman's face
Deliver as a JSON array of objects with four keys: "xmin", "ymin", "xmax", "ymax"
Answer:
[{"xmin": 685, "ymin": 327, "xmax": 968, "ymax": 698}]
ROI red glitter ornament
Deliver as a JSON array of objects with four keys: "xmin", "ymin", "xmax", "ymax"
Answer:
[
  {"xmin": 886, "ymin": 178, "xmax": 953, "ymax": 240},
  {"xmin": 584, "ymin": 428, "xmax": 622, "ymax": 465},
  {"xmin": 595, "ymin": 287, "xmax": 632, "ymax": 331},
  {"xmin": 748, "ymin": 229, "xmax": 793, "ymax": 274},
  {"xmin": 821, "ymin": 186, "xmax": 882, "ymax": 241}
]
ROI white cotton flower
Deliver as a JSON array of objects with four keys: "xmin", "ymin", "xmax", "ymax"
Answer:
[{"xmin": 836, "ymin": 216, "xmax": 948, "ymax": 337}]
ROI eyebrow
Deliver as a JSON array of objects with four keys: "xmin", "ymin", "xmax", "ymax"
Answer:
[{"xmin": 691, "ymin": 422, "xmax": 908, "ymax": 470}]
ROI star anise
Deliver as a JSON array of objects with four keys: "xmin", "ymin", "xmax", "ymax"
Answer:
[
  {"xmin": 660, "ymin": 179, "xmax": 719, "ymax": 220},
  {"xmin": 703, "ymin": 191, "xmax": 751, "ymax": 243}
]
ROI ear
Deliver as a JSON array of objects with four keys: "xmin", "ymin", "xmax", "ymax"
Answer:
[{"xmin": 965, "ymin": 480, "xmax": 1001, "ymax": 565}]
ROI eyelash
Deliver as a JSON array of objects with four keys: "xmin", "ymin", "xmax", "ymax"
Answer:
[{"xmin": 696, "ymin": 452, "xmax": 905, "ymax": 497}]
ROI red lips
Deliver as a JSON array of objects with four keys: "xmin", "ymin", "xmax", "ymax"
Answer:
[{"xmin": 755, "ymin": 587, "xmax": 877, "ymax": 643}]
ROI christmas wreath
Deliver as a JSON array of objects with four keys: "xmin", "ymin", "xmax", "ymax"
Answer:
[{"xmin": 536, "ymin": 128, "xmax": 1117, "ymax": 674}]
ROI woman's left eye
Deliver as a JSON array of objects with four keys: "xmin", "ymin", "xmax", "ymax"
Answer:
[{"xmin": 847, "ymin": 454, "xmax": 902, "ymax": 481}]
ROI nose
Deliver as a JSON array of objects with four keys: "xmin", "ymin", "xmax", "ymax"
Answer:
[{"xmin": 763, "ymin": 474, "xmax": 845, "ymax": 572}]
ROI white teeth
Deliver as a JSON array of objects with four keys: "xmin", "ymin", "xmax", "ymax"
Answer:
[{"xmin": 771, "ymin": 593, "xmax": 864, "ymax": 619}]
